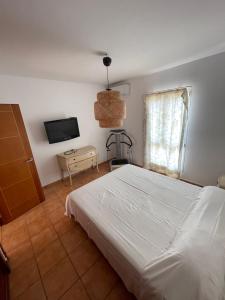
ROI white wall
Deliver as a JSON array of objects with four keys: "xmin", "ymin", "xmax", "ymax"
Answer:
[
  {"xmin": 123, "ymin": 52, "xmax": 225, "ymax": 186},
  {"xmin": 0, "ymin": 75, "xmax": 107, "ymax": 186}
]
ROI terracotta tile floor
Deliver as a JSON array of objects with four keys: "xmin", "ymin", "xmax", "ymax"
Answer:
[{"xmin": 0, "ymin": 162, "xmax": 136, "ymax": 300}]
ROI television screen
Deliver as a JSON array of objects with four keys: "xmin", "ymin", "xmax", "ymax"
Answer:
[{"xmin": 44, "ymin": 117, "xmax": 80, "ymax": 144}]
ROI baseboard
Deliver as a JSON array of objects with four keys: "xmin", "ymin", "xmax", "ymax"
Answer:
[
  {"xmin": 43, "ymin": 161, "xmax": 203, "ymax": 189},
  {"xmin": 134, "ymin": 164, "xmax": 203, "ymax": 187},
  {"xmin": 179, "ymin": 178, "xmax": 203, "ymax": 187},
  {"xmin": 43, "ymin": 161, "xmax": 109, "ymax": 188}
]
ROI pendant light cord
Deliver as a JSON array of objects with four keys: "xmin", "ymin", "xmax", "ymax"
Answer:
[
  {"xmin": 103, "ymin": 55, "xmax": 112, "ymax": 90},
  {"xmin": 106, "ymin": 67, "xmax": 110, "ymax": 90}
]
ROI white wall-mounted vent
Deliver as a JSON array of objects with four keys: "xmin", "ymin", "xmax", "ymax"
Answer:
[{"xmin": 110, "ymin": 83, "xmax": 130, "ymax": 96}]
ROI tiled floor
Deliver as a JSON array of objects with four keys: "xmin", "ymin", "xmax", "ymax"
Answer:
[{"xmin": 0, "ymin": 162, "xmax": 136, "ymax": 300}]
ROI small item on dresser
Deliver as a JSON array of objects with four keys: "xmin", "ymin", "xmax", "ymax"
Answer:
[
  {"xmin": 217, "ymin": 175, "xmax": 225, "ymax": 189},
  {"xmin": 57, "ymin": 145, "xmax": 99, "ymax": 186},
  {"xmin": 64, "ymin": 149, "xmax": 76, "ymax": 155}
]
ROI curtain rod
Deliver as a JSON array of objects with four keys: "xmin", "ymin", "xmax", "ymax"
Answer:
[{"xmin": 144, "ymin": 86, "xmax": 192, "ymax": 96}]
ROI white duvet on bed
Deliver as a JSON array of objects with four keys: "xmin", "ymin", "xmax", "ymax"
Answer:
[
  {"xmin": 65, "ymin": 164, "xmax": 225, "ymax": 300},
  {"xmin": 140, "ymin": 186, "xmax": 225, "ymax": 300}
]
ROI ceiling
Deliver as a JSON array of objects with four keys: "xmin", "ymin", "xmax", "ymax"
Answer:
[{"xmin": 0, "ymin": 0, "xmax": 225, "ymax": 84}]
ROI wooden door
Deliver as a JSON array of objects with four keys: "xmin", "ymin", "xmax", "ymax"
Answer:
[{"xmin": 0, "ymin": 104, "xmax": 44, "ymax": 224}]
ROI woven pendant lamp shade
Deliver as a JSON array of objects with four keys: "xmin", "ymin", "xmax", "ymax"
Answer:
[{"xmin": 94, "ymin": 90, "xmax": 126, "ymax": 128}]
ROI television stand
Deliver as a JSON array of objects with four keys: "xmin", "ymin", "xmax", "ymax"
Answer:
[{"xmin": 57, "ymin": 145, "xmax": 99, "ymax": 185}]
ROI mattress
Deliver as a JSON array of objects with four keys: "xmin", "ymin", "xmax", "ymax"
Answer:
[{"xmin": 65, "ymin": 164, "xmax": 225, "ymax": 300}]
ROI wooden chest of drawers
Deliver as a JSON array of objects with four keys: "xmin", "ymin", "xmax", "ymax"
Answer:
[{"xmin": 57, "ymin": 145, "xmax": 98, "ymax": 185}]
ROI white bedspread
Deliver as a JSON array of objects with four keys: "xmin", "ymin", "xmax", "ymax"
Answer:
[
  {"xmin": 140, "ymin": 186, "xmax": 225, "ymax": 300},
  {"xmin": 65, "ymin": 164, "xmax": 225, "ymax": 300}
]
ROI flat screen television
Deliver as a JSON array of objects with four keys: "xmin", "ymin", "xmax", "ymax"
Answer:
[{"xmin": 44, "ymin": 117, "xmax": 80, "ymax": 144}]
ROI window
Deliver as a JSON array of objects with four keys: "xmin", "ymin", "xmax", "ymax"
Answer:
[{"xmin": 144, "ymin": 88, "xmax": 189, "ymax": 178}]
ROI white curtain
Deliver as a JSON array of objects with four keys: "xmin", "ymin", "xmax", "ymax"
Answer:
[{"xmin": 144, "ymin": 89, "xmax": 189, "ymax": 178}]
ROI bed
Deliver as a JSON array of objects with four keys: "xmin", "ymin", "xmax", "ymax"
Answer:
[{"xmin": 65, "ymin": 164, "xmax": 225, "ymax": 300}]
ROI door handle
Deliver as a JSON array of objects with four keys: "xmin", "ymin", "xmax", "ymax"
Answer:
[{"xmin": 25, "ymin": 158, "xmax": 34, "ymax": 163}]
